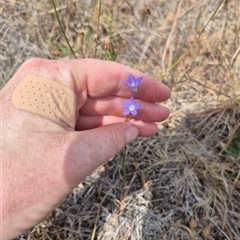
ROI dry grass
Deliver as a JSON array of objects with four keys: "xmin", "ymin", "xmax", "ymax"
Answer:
[{"xmin": 1, "ymin": 0, "xmax": 240, "ymax": 239}]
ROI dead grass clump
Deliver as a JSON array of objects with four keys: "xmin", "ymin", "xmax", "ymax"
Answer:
[{"xmin": 186, "ymin": 104, "xmax": 240, "ymax": 158}]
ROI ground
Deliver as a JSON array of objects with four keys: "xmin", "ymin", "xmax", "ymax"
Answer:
[{"xmin": 1, "ymin": 0, "xmax": 240, "ymax": 239}]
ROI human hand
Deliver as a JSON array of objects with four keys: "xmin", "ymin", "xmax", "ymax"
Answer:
[{"xmin": 1, "ymin": 58, "xmax": 170, "ymax": 239}]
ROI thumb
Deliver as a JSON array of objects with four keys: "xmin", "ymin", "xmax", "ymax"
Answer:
[{"xmin": 63, "ymin": 122, "xmax": 139, "ymax": 186}]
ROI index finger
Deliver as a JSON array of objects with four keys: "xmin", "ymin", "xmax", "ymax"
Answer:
[{"xmin": 73, "ymin": 59, "xmax": 171, "ymax": 103}]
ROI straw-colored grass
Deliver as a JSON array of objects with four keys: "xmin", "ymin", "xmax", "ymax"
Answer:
[{"xmin": 1, "ymin": 0, "xmax": 239, "ymax": 239}]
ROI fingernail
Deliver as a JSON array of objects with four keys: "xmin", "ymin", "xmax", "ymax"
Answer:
[{"xmin": 125, "ymin": 124, "xmax": 139, "ymax": 144}]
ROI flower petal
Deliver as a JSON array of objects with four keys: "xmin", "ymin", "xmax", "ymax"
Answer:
[
  {"xmin": 123, "ymin": 80, "xmax": 130, "ymax": 86},
  {"xmin": 136, "ymin": 76, "xmax": 143, "ymax": 85},
  {"xmin": 124, "ymin": 109, "xmax": 131, "ymax": 115},
  {"xmin": 131, "ymin": 109, "xmax": 137, "ymax": 116},
  {"xmin": 134, "ymin": 103, "xmax": 141, "ymax": 109},
  {"xmin": 123, "ymin": 74, "xmax": 143, "ymax": 93},
  {"xmin": 129, "ymin": 74, "xmax": 135, "ymax": 84},
  {"xmin": 122, "ymin": 102, "xmax": 129, "ymax": 107}
]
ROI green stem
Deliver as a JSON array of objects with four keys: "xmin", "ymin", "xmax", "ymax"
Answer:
[
  {"xmin": 51, "ymin": 0, "xmax": 77, "ymax": 59},
  {"xmin": 122, "ymin": 114, "xmax": 130, "ymax": 187},
  {"xmin": 122, "ymin": 146, "xmax": 127, "ymax": 187}
]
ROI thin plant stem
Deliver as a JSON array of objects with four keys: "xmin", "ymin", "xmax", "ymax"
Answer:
[
  {"xmin": 122, "ymin": 115, "xmax": 129, "ymax": 187},
  {"xmin": 51, "ymin": 0, "xmax": 77, "ymax": 59},
  {"xmin": 94, "ymin": 0, "xmax": 102, "ymax": 58},
  {"xmin": 196, "ymin": 0, "xmax": 226, "ymax": 41},
  {"xmin": 122, "ymin": 146, "xmax": 127, "ymax": 187}
]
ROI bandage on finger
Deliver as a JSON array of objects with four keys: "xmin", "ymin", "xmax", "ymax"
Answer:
[{"xmin": 12, "ymin": 74, "xmax": 76, "ymax": 129}]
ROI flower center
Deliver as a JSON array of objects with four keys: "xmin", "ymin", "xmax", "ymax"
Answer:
[{"xmin": 128, "ymin": 104, "xmax": 135, "ymax": 111}]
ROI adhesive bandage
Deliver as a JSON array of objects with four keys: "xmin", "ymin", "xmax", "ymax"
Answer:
[{"xmin": 12, "ymin": 74, "xmax": 76, "ymax": 129}]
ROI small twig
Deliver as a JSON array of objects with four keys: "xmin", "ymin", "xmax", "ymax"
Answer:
[{"xmin": 51, "ymin": 0, "xmax": 76, "ymax": 59}]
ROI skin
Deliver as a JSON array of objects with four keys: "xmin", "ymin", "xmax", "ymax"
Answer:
[{"xmin": 0, "ymin": 58, "xmax": 171, "ymax": 239}]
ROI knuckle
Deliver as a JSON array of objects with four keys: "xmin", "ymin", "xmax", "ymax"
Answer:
[{"xmin": 18, "ymin": 58, "xmax": 50, "ymax": 74}]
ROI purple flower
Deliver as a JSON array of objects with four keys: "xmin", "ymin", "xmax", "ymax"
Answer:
[
  {"xmin": 124, "ymin": 74, "xmax": 143, "ymax": 93},
  {"xmin": 122, "ymin": 97, "xmax": 141, "ymax": 116}
]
